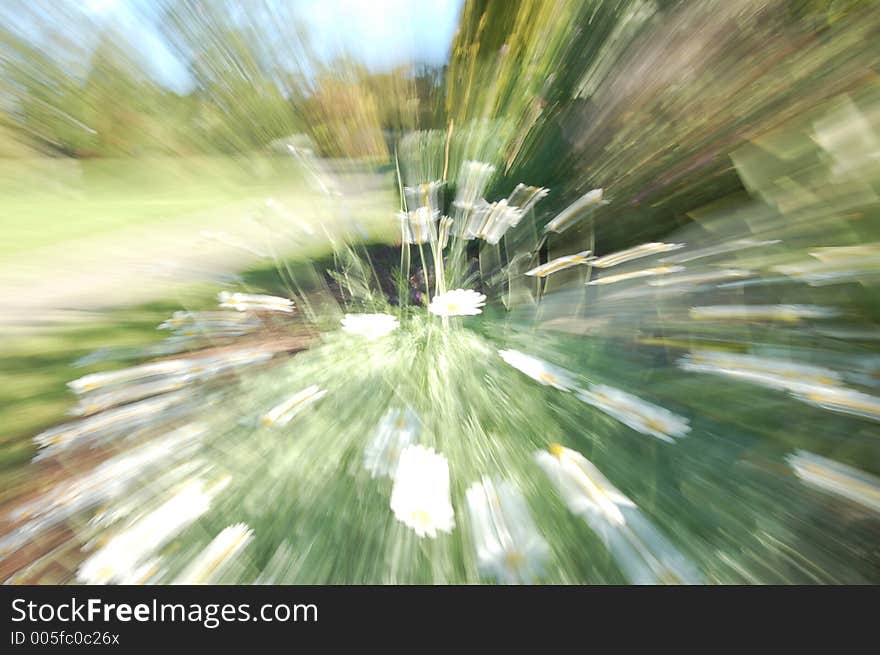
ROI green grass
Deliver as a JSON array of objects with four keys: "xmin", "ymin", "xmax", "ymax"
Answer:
[
  {"xmin": 0, "ymin": 293, "xmax": 217, "ymax": 468},
  {"xmin": 0, "ymin": 155, "xmax": 305, "ymax": 259}
]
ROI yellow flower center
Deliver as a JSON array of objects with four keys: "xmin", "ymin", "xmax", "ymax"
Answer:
[
  {"xmin": 549, "ymin": 443, "xmax": 565, "ymax": 458},
  {"xmin": 643, "ymin": 418, "xmax": 668, "ymax": 434},
  {"xmin": 504, "ymin": 550, "xmax": 525, "ymax": 570},
  {"xmin": 538, "ymin": 372, "xmax": 558, "ymax": 385},
  {"xmin": 411, "ymin": 509, "xmax": 432, "ymax": 527}
]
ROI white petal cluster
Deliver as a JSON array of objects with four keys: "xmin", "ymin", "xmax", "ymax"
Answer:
[
  {"xmin": 78, "ymin": 478, "xmax": 228, "ymax": 585},
  {"xmin": 787, "ymin": 450, "xmax": 880, "ymax": 513},
  {"xmin": 466, "ymin": 476, "xmax": 550, "ymax": 583},
  {"xmin": 218, "ymin": 291, "xmax": 294, "ymax": 313},
  {"xmin": 174, "ymin": 523, "xmax": 254, "ymax": 584},
  {"xmin": 536, "ymin": 446, "xmax": 701, "ymax": 584},
  {"xmin": 262, "ymin": 385, "xmax": 326, "ymax": 426},
  {"xmin": 526, "ymin": 251, "xmax": 593, "ymax": 278},
  {"xmin": 398, "ymin": 206, "xmax": 439, "ymax": 244},
  {"xmin": 577, "ymin": 384, "xmax": 690, "ymax": 443},
  {"xmin": 428, "ymin": 288, "xmax": 486, "ymax": 316},
  {"xmin": 364, "ymin": 408, "xmax": 420, "ymax": 479},
  {"xmin": 535, "ymin": 445, "xmax": 635, "ymax": 527},
  {"xmin": 498, "ymin": 349, "xmax": 576, "ymax": 391},
  {"xmin": 390, "ymin": 445, "xmax": 455, "ymax": 538}
]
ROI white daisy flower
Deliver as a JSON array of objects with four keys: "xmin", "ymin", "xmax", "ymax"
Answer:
[
  {"xmin": 544, "ymin": 189, "xmax": 605, "ymax": 234},
  {"xmin": 466, "ymin": 184, "xmax": 547, "ymax": 245},
  {"xmin": 535, "ymin": 445, "xmax": 701, "ymax": 584},
  {"xmin": 576, "ymin": 384, "xmax": 690, "ymax": 443},
  {"xmin": 453, "ymin": 161, "xmax": 495, "ymax": 210},
  {"xmin": 466, "ymin": 476, "xmax": 550, "ymax": 583},
  {"xmin": 477, "ymin": 200, "xmax": 523, "ymax": 245},
  {"xmin": 497, "ymin": 349, "xmax": 576, "ymax": 391},
  {"xmin": 506, "ymin": 183, "xmax": 549, "ymax": 216},
  {"xmin": 787, "ymin": 450, "xmax": 880, "ymax": 513},
  {"xmin": 688, "ymin": 304, "xmax": 839, "ymax": 322},
  {"xmin": 437, "ymin": 215, "xmax": 453, "ymax": 249},
  {"xmin": 525, "ymin": 251, "xmax": 594, "ymax": 278},
  {"xmin": 262, "ymin": 385, "xmax": 326, "ymax": 426},
  {"xmin": 218, "ymin": 291, "xmax": 294, "ymax": 313},
  {"xmin": 340, "ymin": 313, "xmax": 400, "ymax": 340},
  {"xmin": 678, "ymin": 351, "xmax": 842, "ymax": 394},
  {"xmin": 77, "ymin": 478, "xmax": 224, "ymax": 585},
  {"xmin": 390, "ymin": 445, "xmax": 455, "ymax": 538},
  {"xmin": 793, "ymin": 385, "xmax": 880, "ymax": 422},
  {"xmin": 428, "ymin": 288, "xmax": 486, "ymax": 317},
  {"xmin": 586, "ymin": 265, "xmax": 684, "ymax": 285},
  {"xmin": 0, "ymin": 426, "xmax": 205, "ymax": 559},
  {"xmin": 398, "ymin": 207, "xmax": 439, "ymax": 244},
  {"xmin": 158, "ymin": 310, "xmax": 262, "ymax": 338},
  {"xmin": 71, "ymin": 376, "xmax": 191, "ymax": 416},
  {"xmin": 535, "ymin": 444, "xmax": 635, "ymax": 526},
  {"xmin": 404, "ymin": 181, "xmax": 445, "ymax": 213},
  {"xmin": 69, "ymin": 359, "xmax": 195, "ymax": 394},
  {"xmin": 174, "ymin": 523, "xmax": 254, "ymax": 584},
  {"xmin": 33, "ymin": 391, "xmax": 191, "ymax": 460},
  {"xmin": 363, "ymin": 408, "xmax": 420, "ymax": 478},
  {"xmin": 453, "ymin": 199, "xmax": 494, "ymax": 240},
  {"xmin": 590, "ymin": 242, "xmax": 685, "ymax": 268}
]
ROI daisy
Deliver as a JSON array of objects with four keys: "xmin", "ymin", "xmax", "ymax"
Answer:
[
  {"xmin": 340, "ymin": 313, "xmax": 399, "ymax": 340},
  {"xmin": 0, "ymin": 426, "xmax": 205, "ymax": 559},
  {"xmin": 69, "ymin": 359, "xmax": 195, "ymax": 394},
  {"xmin": 506, "ymin": 183, "xmax": 549, "ymax": 216},
  {"xmin": 218, "ymin": 291, "xmax": 294, "ymax": 313},
  {"xmin": 404, "ymin": 180, "xmax": 445, "ymax": 213},
  {"xmin": 34, "ymin": 391, "xmax": 191, "ymax": 460},
  {"xmin": 590, "ymin": 242, "xmax": 685, "ymax": 268},
  {"xmin": 793, "ymin": 385, "xmax": 880, "ymax": 422},
  {"xmin": 71, "ymin": 376, "xmax": 191, "ymax": 416},
  {"xmin": 688, "ymin": 304, "xmax": 839, "ymax": 322},
  {"xmin": 398, "ymin": 207, "xmax": 439, "ymax": 244},
  {"xmin": 454, "ymin": 199, "xmax": 494, "ymax": 240},
  {"xmin": 497, "ymin": 349, "xmax": 576, "ymax": 391},
  {"xmin": 525, "ymin": 251, "xmax": 594, "ymax": 278},
  {"xmin": 77, "ymin": 478, "xmax": 221, "ymax": 585},
  {"xmin": 390, "ymin": 445, "xmax": 455, "ymax": 538},
  {"xmin": 478, "ymin": 200, "xmax": 523, "ymax": 245},
  {"xmin": 678, "ymin": 351, "xmax": 842, "ymax": 393},
  {"xmin": 159, "ymin": 310, "xmax": 262, "ymax": 338},
  {"xmin": 189, "ymin": 348, "xmax": 274, "ymax": 379},
  {"xmin": 787, "ymin": 450, "xmax": 880, "ymax": 513},
  {"xmin": 534, "ymin": 444, "xmax": 634, "ymax": 526},
  {"xmin": 453, "ymin": 161, "xmax": 495, "ymax": 210},
  {"xmin": 261, "ymin": 385, "xmax": 326, "ymax": 426},
  {"xmin": 428, "ymin": 288, "xmax": 486, "ymax": 316},
  {"xmin": 466, "ymin": 476, "xmax": 550, "ymax": 583},
  {"xmin": 544, "ymin": 188, "xmax": 604, "ymax": 234},
  {"xmin": 586, "ymin": 265, "xmax": 684, "ymax": 286},
  {"xmin": 577, "ymin": 384, "xmax": 690, "ymax": 443},
  {"xmin": 158, "ymin": 310, "xmax": 256, "ymax": 330},
  {"xmin": 437, "ymin": 215, "xmax": 453, "ymax": 249},
  {"xmin": 535, "ymin": 445, "xmax": 701, "ymax": 583},
  {"xmin": 363, "ymin": 408, "xmax": 420, "ymax": 479},
  {"xmin": 174, "ymin": 524, "xmax": 254, "ymax": 584}
]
